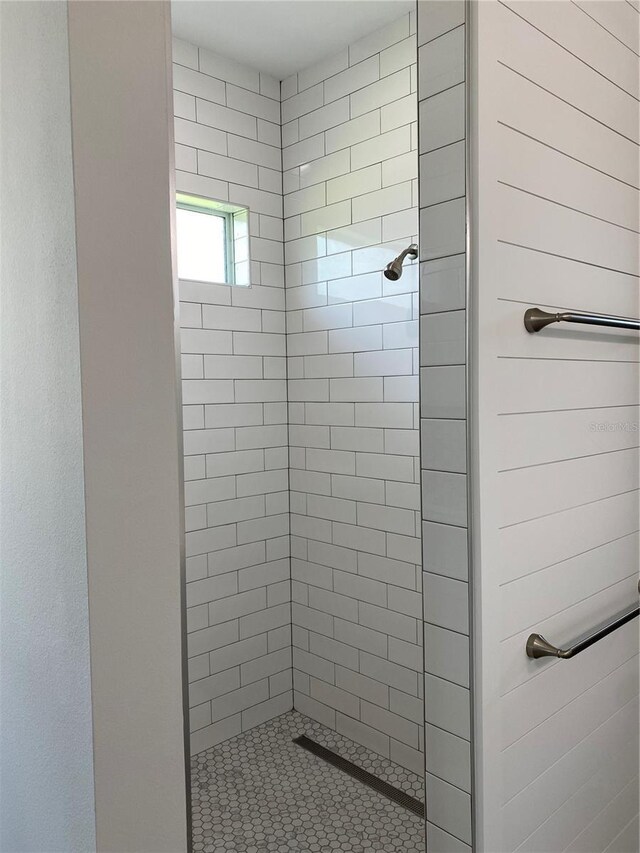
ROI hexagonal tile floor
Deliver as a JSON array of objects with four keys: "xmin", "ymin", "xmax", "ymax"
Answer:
[{"xmin": 190, "ymin": 710, "xmax": 425, "ymax": 852}]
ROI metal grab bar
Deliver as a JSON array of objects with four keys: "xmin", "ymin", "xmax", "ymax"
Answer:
[
  {"xmin": 527, "ymin": 581, "xmax": 640, "ymax": 659},
  {"xmin": 524, "ymin": 307, "xmax": 640, "ymax": 334}
]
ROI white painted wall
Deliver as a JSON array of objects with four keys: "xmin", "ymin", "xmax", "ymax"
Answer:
[
  {"xmin": 67, "ymin": 2, "xmax": 189, "ymax": 849},
  {"xmin": 0, "ymin": 3, "xmax": 96, "ymax": 849},
  {"xmin": 471, "ymin": 2, "xmax": 640, "ymax": 850}
]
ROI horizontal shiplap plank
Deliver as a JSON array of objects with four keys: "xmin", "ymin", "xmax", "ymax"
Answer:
[
  {"xmin": 498, "ymin": 489, "xmax": 639, "ymax": 585},
  {"xmin": 498, "ymin": 3, "xmax": 639, "ymax": 143},
  {"xmin": 501, "ymin": 0, "xmax": 640, "ymax": 98},
  {"xmin": 495, "ymin": 241, "xmax": 640, "ymax": 317},
  {"xmin": 498, "ymin": 64, "xmax": 640, "ymax": 188},
  {"xmin": 498, "ymin": 124, "xmax": 640, "ymax": 232},
  {"xmin": 496, "ymin": 357, "xmax": 640, "ymax": 414},
  {"xmin": 497, "ymin": 184, "xmax": 639, "ymax": 276},
  {"xmin": 498, "ymin": 446, "xmax": 639, "ymax": 527}
]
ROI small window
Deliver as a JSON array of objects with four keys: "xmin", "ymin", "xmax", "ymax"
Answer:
[{"xmin": 176, "ymin": 193, "xmax": 249, "ymax": 286}]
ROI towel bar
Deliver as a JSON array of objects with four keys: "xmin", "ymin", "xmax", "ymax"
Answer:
[
  {"xmin": 527, "ymin": 581, "xmax": 640, "ymax": 659},
  {"xmin": 524, "ymin": 307, "xmax": 640, "ymax": 334}
]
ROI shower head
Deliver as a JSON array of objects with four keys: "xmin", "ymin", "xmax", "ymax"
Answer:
[{"xmin": 383, "ymin": 244, "xmax": 418, "ymax": 281}]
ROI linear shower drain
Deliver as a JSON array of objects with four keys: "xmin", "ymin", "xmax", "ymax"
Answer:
[{"xmin": 293, "ymin": 734, "xmax": 425, "ymax": 819}]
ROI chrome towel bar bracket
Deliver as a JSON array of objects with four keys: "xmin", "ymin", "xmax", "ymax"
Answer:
[
  {"xmin": 524, "ymin": 307, "xmax": 640, "ymax": 334},
  {"xmin": 527, "ymin": 580, "xmax": 640, "ymax": 660}
]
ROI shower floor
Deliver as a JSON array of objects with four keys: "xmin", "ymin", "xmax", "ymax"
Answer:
[{"xmin": 190, "ymin": 710, "xmax": 425, "ymax": 852}]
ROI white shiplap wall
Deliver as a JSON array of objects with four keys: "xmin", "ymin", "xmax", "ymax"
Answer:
[
  {"xmin": 472, "ymin": 2, "xmax": 640, "ymax": 850},
  {"xmin": 173, "ymin": 38, "xmax": 293, "ymax": 755},
  {"xmin": 280, "ymin": 14, "xmax": 424, "ymax": 776}
]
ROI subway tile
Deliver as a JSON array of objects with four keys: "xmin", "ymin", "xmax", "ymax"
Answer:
[
  {"xmin": 382, "ymin": 151, "xmax": 419, "ymax": 189},
  {"xmin": 189, "ymin": 666, "xmax": 240, "ymax": 708},
  {"xmin": 360, "ymin": 651, "xmax": 417, "ymax": 695},
  {"xmin": 329, "ymin": 325, "xmax": 383, "ymax": 353},
  {"xmin": 198, "ymin": 150, "xmax": 258, "ymax": 187},
  {"xmin": 420, "ymin": 254, "xmax": 466, "ymax": 314},
  {"xmin": 282, "ymin": 83, "xmax": 324, "ymax": 123},
  {"xmin": 421, "ymin": 418, "xmax": 466, "ymax": 473},
  {"xmin": 351, "ymin": 125, "xmax": 412, "ymax": 171},
  {"xmin": 282, "ymin": 134, "xmax": 325, "ymax": 171},
  {"xmin": 301, "ymin": 201, "xmax": 352, "ymax": 238},
  {"xmin": 381, "ymin": 93, "xmax": 418, "ymax": 133},
  {"xmin": 424, "ymin": 573, "xmax": 469, "ymax": 635},
  {"xmin": 426, "ymin": 774, "xmax": 472, "ymax": 846},
  {"xmin": 361, "ymin": 701, "xmax": 420, "ymax": 748},
  {"xmin": 355, "ymin": 402, "xmax": 414, "ymax": 429},
  {"xmin": 284, "ymin": 184, "xmax": 326, "ymax": 218},
  {"xmin": 299, "ymin": 150, "xmax": 351, "ymax": 187},
  {"xmin": 420, "ymin": 198, "xmax": 466, "ymax": 261},
  {"xmin": 173, "ymin": 64, "xmax": 226, "ymax": 104},
  {"xmin": 196, "ymin": 98, "xmax": 257, "ymax": 139},
  {"xmin": 327, "ymin": 165, "xmax": 382, "ymax": 205},
  {"xmin": 239, "ymin": 603, "xmax": 291, "ymax": 639},
  {"xmin": 336, "ymin": 666, "xmax": 389, "ymax": 708},
  {"xmin": 418, "ymin": 25, "xmax": 465, "ymax": 99},
  {"xmin": 420, "ymin": 310, "xmax": 466, "ymax": 366},
  {"xmin": 228, "ymin": 134, "xmax": 281, "ymax": 171},
  {"xmin": 226, "ymin": 84, "xmax": 280, "ymax": 124},
  {"xmin": 299, "ymin": 97, "xmax": 350, "ymax": 140},
  {"xmin": 336, "ymin": 712, "xmax": 391, "ymax": 758},
  {"xmin": 327, "ymin": 221, "xmax": 382, "ymax": 257},
  {"xmin": 418, "ymin": 0, "xmax": 465, "ymax": 46},
  {"xmin": 426, "ymin": 823, "xmax": 471, "ymax": 853},
  {"xmin": 334, "ymin": 570, "xmax": 387, "ymax": 606},
  {"xmin": 420, "ymin": 141, "xmax": 465, "ymax": 206},
  {"xmin": 172, "ymin": 37, "xmax": 198, "ymax": 70},
  {"xmin": 174, "ymin": 90, "xmax": 197, "ymax": 121},
  {"xmin": 324, "ymin": 55, "xmax": 379, "ymax": 103},
  {"xmin": 422, "ymin": 520, "xmax": 468, "ymax": 582},
  {"xmin": 199, "ymin": 47, "xmax": 260, "ymax": 91},
  {"xmin": 422, "ymin": 470, "xmax": 468, "ymax": 527},
  {"xmin": 351, "ymin": 68, "xmax": 411, "ymax": 118},
  {"xmin": 334, "ymin": 618, "xmax": 388, "ymax": 658},
  {"xmin": 176, "ymin": 169, "xmax": 228, "ymax": 203},
  {"xmin": 182, "ymin": 380, "xmax": 234, "ymax": 405},
  {"xmin": 426, "ymin": 723, "xmax": 471, "ymax": 792},
  {"xmin": 257, "ymin": 118, "xmax": 281, "ymax": 147},
  {"xmin": 424, "ymin": 623, "xmax": 469, "ymax": 687},
  {"xmin": 419, "ymin": 82, "xmax": 465, "ymax": 154},
  {"xmin": 353, "ymin": 182, "xmax": 413, "ymax": 223},
  {"xmin": 380, "ymin": 35, "xmax": 417, "ymax": 77},
  {"xmin": 388, "ymin": 636, "xmax": 423, "ymax": 672},
  {"xmin": 421, "ymin": 365, "xmax": 466, "ymax": 419},
  {"xmin": 175, "ymin": 117, "xmax": 226, "ymax": 155},
  {"xmin": 183, "ymin": 427, "xmax": 235, "ymax": 456},
  {"xmin": 333, "ymin": 521, "xmax": 386, "ymax": 557},
  {"xmin": 175, "ymin": 143, "xmax": 197, "ymax": 173}
]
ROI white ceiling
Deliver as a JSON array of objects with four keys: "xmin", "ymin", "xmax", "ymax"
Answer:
[{"xmin": 171, "ymin": 0, "xmax": 414, "ymax": 80}]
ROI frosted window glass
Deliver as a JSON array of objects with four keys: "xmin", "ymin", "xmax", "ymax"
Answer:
[{"xmin": 176, "ymin": 207, "xmax": 227, "ymax": 283}]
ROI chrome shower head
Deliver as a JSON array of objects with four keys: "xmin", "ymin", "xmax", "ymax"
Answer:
[{"xmin": 383, "ymin": 244, "xmax": 418, "ymax": 281}]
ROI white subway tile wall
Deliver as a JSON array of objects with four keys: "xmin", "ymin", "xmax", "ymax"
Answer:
[
  {"xmin": 418, "ymin": 1, "xmax": 473, "ymax": 849},
  {"xmin": 174, "ymin": 38, "xmax": 292, "ymax": 756},
  {"xmin": 282, "ymin": 14, "xmax": 423, "ymax": 776}
]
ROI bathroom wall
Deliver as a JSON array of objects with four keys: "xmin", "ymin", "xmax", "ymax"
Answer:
[
  {"xmin": 173, "ymin": 38, "xmax": 293, "ymax": 755},
  {"xmin": 472, "ymin": 2, "xmax": 639, "ymax": 851},
  {"xmin": 1, "ymin": 3, "xmax": 96, "ymax": 848},
  {"xmin": 281, "ymin": 15, "xmax": 423, "ymax": 775},
  {"xmin": 417, "ymin": 1, "xmax": 473, "ymax": 849}
]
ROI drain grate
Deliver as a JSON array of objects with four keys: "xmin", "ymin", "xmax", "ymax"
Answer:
[{"xmin": 293, "ymin": 735, "xmax": 425, "ymax": 819}]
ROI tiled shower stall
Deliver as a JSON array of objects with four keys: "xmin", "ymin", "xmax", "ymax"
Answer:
[{"xmin": 176, "ymin": 5, "xmax": 472, "ymax": 849}]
